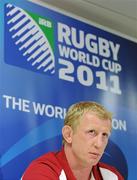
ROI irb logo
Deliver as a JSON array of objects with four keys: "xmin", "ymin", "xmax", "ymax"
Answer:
[{"xmin": 4, "ymin": 3, "xmax": 55, "ymax": 75}]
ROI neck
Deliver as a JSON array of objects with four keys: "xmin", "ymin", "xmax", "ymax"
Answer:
[
  {"xmin": 72, "ymin": 167, "xmax": 92, "ymax": 180},
  {"xmin": 64, "ymin": 144, "xmax": 92, "ymax": 180}
]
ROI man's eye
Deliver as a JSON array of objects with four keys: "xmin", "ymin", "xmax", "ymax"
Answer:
[
  {"xmin": 102, "ymin": 133, "xmax": 109, "ymax": 138},
  {"xmin": 88, "ymin": 130, "xmax": 96, "ymax": 135}
]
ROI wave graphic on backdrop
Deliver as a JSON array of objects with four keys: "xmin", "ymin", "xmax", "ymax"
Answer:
[
  {"xmin": 101, "ymin": 140, "xmax": 128, "ymax": 179},
  {"xmin": 1, "ymin": 119, "xmax": 63, "ymax": 167},
  {"xmin": 5, "ymin": 3, "xmax": 55, "ymax": 74}
]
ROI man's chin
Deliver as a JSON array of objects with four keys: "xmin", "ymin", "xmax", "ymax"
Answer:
[
  {"xmin": 83, "ymin": 160, "xmax": 98, "ymax": 168},
  {"xmin": 88, "ymin": 158, "xmax": 100, "ymax": 166}
]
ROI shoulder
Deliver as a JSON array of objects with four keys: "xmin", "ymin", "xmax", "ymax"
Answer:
[
  {"xmin": 98, "ymin": 162, "xmax": 124, "ymax": 180},
  {"xmin": 34, "ymin": 151, "xmax": 60, "ymax": 165},
  {"xmin": 22, "ymin": 151, "xmax": 63, "ymax": 179}
]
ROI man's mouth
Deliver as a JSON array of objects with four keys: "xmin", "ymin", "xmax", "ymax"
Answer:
[{"xmin": 89, "ymin": 152, "xmax": 100, "ymax": 159}]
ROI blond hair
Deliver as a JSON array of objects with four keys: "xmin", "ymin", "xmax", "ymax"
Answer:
[{"xmin": 63, "ymin": 101, "xmax": 112, "ymax": 144}]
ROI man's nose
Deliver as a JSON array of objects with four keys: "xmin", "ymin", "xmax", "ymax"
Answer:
[{"xmin": 94, "ymin": 135, "xmax": 103, "ymax": 148}]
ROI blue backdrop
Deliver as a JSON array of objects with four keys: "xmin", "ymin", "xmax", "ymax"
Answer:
[{"xmin": 0, "ymin": 0, "xmax": 137, "ymax": 179}]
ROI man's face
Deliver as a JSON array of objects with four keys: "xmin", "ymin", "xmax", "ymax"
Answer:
[{"xmin": 71, "ymin": 111, "xmax": 111, "ymax": 167}]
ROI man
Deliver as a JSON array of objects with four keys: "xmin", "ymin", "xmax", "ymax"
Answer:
[{"xmin": 22, "ymin": 101, "xmax": 124, "ymax": 180}]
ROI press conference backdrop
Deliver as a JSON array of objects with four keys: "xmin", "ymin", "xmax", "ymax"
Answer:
[{"xmin": 0, "ymin": 0, "xmax": 137, "ymax": 179}]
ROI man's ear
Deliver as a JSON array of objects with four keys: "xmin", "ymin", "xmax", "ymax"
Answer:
[{"xmin": 62, "ymin": 125, "xmax": 73, "ymax": 144}]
